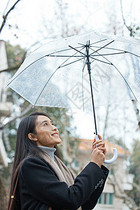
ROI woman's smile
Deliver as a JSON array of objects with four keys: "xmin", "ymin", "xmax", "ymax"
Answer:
[{"xmin": 51, "ymin": 132, "xmax": 59, "ymax": 137}]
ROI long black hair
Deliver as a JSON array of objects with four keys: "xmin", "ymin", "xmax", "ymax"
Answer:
[{"xmin": 8, "ymin": 112, "xmax": 54, "ymax": 210}]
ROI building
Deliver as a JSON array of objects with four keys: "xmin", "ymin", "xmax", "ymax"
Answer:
[{"xmin": 77, "ymin": 138, "xmax": 134, "ymax": 210}]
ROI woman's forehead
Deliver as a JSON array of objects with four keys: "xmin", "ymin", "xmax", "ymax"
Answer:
[{"xmin": 36, "ymin": 115, "xmax": 51, "ymax": 124}]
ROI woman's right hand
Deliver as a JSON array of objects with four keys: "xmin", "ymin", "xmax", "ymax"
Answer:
[{"xmin": 90, "ymin": 135, "xmax": 106, "ymax": 168}]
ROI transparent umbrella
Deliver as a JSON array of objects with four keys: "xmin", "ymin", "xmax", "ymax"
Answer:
[{"xmin": 8, "ymin": 31, "xmax": 140, "ymax": 164}]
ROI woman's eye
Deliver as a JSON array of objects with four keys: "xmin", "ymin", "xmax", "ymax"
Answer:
[
  {"xmin": 52, "ymin": 123, "xmax": 56, "ymax": 126},
  {"xmin": 44, "ymin": 123, "xmax": 48, "ymax": 126}
]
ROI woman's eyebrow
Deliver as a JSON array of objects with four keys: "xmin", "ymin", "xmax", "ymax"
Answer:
[{"xmin": 40, "ymin": 120, "xmax": 53, "ymax": 125}]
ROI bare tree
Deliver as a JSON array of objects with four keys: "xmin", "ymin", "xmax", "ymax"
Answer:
[
  {"xmin": 120, "ymin": 0, "xmax": 140, "ymax": 37},
  {"xmin": 0, "ymin": 0, "xmax": 21, "ymax": 34},
  {"xmin": 0, "ymin": 104, "xmax": 32, "ymax": 130},
  {"xmin": 120, "ymin": 0, "xmax": 140, "ymax": 130}
]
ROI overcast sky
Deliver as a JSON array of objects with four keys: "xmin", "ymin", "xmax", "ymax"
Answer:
[{"xmin": 1, "ymin": 0, "xmax": 140, "ymax": 48}]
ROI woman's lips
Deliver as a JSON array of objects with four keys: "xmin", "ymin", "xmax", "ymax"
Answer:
[{"xmin": 51, "ymin": 133, "xmax": 59, "ymax": 137}]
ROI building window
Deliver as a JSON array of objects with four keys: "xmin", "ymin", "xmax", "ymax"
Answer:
[
  {"xmin": 98, "ymin": 193, "xmax": 113, "ymax": 205},
  {"xmin": 110, "ymin": 168, "xmax": 114, "ymax": 175}
]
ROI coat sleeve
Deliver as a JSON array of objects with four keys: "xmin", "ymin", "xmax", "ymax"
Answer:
[
  {"xmin": 82, "ymin": 165, "xmax": 109, "ymax": 210},
  {"xmin": 20, "ymin": 157, "xmax": 108, "ymax": 210}
]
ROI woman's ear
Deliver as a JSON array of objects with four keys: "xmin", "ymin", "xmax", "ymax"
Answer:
[{"xmin": 28, "ymin": 133, "xmax": 38, "ymax": 142}]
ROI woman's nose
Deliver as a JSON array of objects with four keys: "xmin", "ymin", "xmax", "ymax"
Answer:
[{"xmin": 52, "ymin": 125, "xmax": 57, "ymax": 131}]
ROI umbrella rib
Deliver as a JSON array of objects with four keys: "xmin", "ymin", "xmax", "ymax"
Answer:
[
  {"xmin": 54, "ymin": 45, "xmax": 85, "ymax": 68},
  {"xmin": 46, "ymin": 54, "xmax": 83, "ymax": 58},
  {"xmin": 125, "ymin": 51, "xmax": 140, "ymax": 58},
  {"xmin": 81, "ymin": 58, "xmax": 87, "ymax": 111},
  {"xmin": 58, "ymin": 57, "xmax": 84, "ymax": 68},
  {"xmin": 69, "ymin": 45, "xmax": 86, "ymax": 56},
  {"xmin": 110, "ymin": 64, "xmax": 138, "ymax": 101},
  {"xmin": 89, "ymin": 56, "xmax": 111, "ymax": 65},
  {"xmin": 44, "ymin": 44, "xmax": 85, "ymax": 58},
  {"xmin": 89, "ymin": 48, "xmax": 126, "ymax": 63},
  {"xmin": 90, "ymin": 47, "xmax": 138, "ymax": 101},
  {"xmin": 89, "ymin": 45, "xmax": 140, "ymax": 57},
  {"xmin": 46, "ymin": 45, "xmax": 85, "ymax": 55},
  {"xmin": 89, "ymin": 45, "xmax": 125, "ymax": 52},
  {"xmin": 33, "ymin": 57, "xmax": 84, "ymax": 105},
  {"xmin": 89, "ymin": 40, "xmax": 115, "ymax": 56},
  {"xmin": 78, "ymin": 38, "xmax": 108, "ymax": 47},
  {"xmin": 7, "ymin": 46, "xmax": 85, "ymax": 86},
  {"xmin": 7, "ymin": 56, "xmax": 48, "ymax": 86},
  {"xmin": 33, "ymin": 66, "xmax": 61, "ymax": 106},
  {"xmin": 91, "ymin": 52, "xmax": 126, "ymax": 57},
  {"xmin": 33, "ymin": 47, "xmax": 86, "ymax": 105}
]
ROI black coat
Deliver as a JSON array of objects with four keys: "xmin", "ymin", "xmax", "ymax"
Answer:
[{"xmin": 18, "ymin": 157, "xmax": 109, "ymax": 210}]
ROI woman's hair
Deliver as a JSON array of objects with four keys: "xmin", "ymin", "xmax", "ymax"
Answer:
[{"xmin": 8, "ymin": 112, "xmax": 52, "ymax": 210}]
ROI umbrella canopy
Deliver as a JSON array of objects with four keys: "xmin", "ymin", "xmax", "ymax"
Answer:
[
  {"xmin": 8, "ymin": 31, "xmax": 140, "ymax": 110},
  {"xmin": 8, "ymin": 31, "xmax": 140, "ymax": 163}
]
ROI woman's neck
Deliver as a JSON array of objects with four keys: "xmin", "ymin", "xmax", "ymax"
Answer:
[{"xmin": 38, "ymin": 146, "xmax": 56, "ymax": 160}]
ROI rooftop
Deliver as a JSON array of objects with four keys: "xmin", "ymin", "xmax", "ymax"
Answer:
[{"xmin": 78, "ymin": 138, "xmax": 130, "ymax": 156}]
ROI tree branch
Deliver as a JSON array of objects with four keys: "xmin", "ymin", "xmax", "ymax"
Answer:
[
  {"xmin": 132, "ymin": 100, "xmax": 140, "ymax": 130},
  {"xmin": 0, "ymin": 0, "xmax": 21, "ymax": 33},
  {"xmin": 120, "ymin": 0, "xmax": 139, "ymax": 37},
  {"xmin": 120, "ymin": 0, "xmax": 129, "ymax": 30},
  {"xmin": 0, "ymin": 64, "xmax": 21, "ymax": 73},
  {"xmin": 0, "ymin": 104, "xmax": 32, "ymax": 129}
]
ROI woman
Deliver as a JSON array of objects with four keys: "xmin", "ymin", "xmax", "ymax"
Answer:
[{"xmin": 8, "ymin": 112, "xmax": 109, "ymax": 210}]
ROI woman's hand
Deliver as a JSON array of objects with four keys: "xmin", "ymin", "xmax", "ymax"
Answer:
[{"xmin": 90, "ymin": 135, "xmax": 106, "ymax": 168}]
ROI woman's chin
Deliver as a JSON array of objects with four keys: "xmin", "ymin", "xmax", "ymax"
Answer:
[
  {"xmin": 54, "ymin": 137, "xmax": 62, "ymax": 145},
  {"xmin": 57, "ymin": 138, "xmax": 62, "ymax": 144}
]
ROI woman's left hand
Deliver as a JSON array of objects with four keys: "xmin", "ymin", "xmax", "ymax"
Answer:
[{"xmin": 92, "ymin": 135, "xmax": 106, "ymax": 155}]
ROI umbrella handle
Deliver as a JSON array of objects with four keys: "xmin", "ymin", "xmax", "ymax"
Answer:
[
  {"xmin": 104, "ymin": 148, "xmax": 118, "ymax": 164},
  {"xmin": 95, "ymin": 135, "xmax": 118, "ymax": 164}
]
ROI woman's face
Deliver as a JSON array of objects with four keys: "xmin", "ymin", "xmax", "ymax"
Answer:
[{"xmin": 33, "ymin": 115, "xmax": 62, "ymax": 148}]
